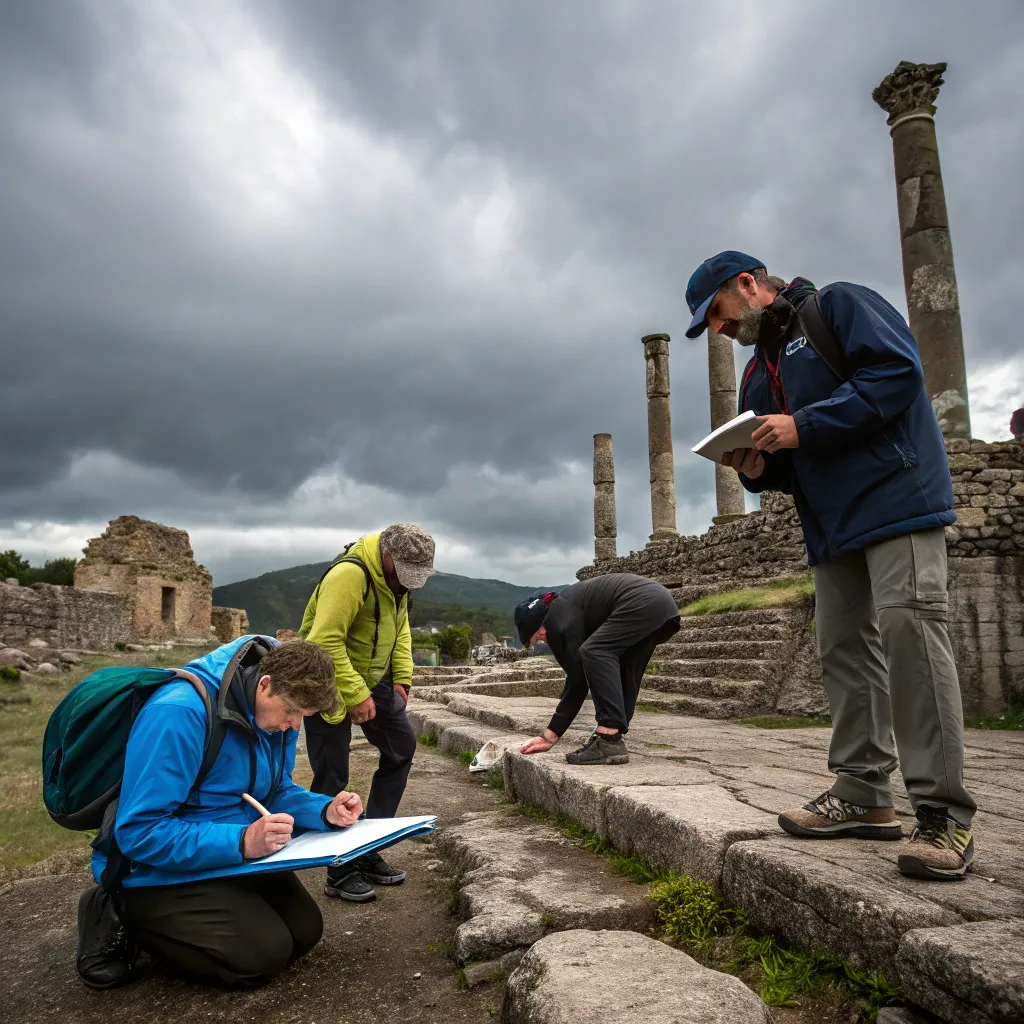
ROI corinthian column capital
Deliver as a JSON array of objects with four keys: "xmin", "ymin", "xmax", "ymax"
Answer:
[{"xmin": 873, "ymin": 60, "xmax": 946, "ymax": 127}]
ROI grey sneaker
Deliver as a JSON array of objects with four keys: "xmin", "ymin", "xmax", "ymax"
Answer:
[
  {"xmin": 565, "ymin": 732, "xmax": 629, "ymax": 765},
  {"xmin": 778, "ymin": 791, "xmax": 903, "ymax": 840},
  {"xmin": 898, "ymin": 807, "xmax": 974, "ymax": 880}
]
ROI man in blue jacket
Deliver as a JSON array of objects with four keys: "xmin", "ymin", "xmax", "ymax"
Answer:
[
  {"xmin": 78, "ymin": 638, "xmax": 363, "ymax": 989},
  {"xmin": 684, "ymin": 251, "xmax": 976, "ymax": 880}
]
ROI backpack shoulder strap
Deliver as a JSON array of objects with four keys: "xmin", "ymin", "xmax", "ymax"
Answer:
[
  {"xmin": 797, "ymin": 291, "xmax": 847, "ymax": 382},
  {"xmin": 314, "ymin": 554, "xmax": 380, "ymax": 660}
]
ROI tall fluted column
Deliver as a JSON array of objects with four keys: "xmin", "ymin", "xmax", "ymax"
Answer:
[
  {"xmin": 641, "ymin": 333, "xmax": 678, "ymax": 541},
  {"xmin": 708, "ymin": 328, "xmax": 747, "ymax": 523},
  {"xmin": 592, "ymin": 433, "xmax": 617, "ymax": 562},
  {"xmin": 873, "ymin": 60, "xmax": 971, "ymax": 438}
]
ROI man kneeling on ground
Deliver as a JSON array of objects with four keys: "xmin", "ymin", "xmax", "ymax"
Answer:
[
  {"xmin": 515, "ymin": 573, "xmax": 681, "ymax": 765},
  {"xmin": 79, "ymin": 640, "xmax": 362, "ymax": 989}
]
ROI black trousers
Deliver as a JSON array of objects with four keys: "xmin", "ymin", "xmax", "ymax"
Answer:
[
  {"xmin": 117, "ymin": 871, "xmax": 322, "ymax": 987},
  {"xmin": 594, "ymin": 615, "xmax": 681, "ymax": 733},
  {"xmin": 304, "ymin": 673, "xmax": 417, "ymax": 820}
]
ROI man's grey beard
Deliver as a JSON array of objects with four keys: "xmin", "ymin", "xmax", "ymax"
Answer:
[{"xmin": 734, "ymin": 303, "xmax": 765, "ymax": 347}]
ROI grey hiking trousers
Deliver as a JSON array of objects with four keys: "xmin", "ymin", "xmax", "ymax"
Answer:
[{"xmin": 814, "ymin": 528, "xmax": 976, "ymax": 827}]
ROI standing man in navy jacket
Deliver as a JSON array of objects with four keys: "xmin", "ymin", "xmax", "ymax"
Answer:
[{"xmin": 684, "ymin": 251, "xmax": 976, "ymax": 880}]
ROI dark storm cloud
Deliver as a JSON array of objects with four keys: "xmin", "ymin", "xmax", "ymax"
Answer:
[{"xmin": 1, "ymin": 0, "xmax": 1021, "ymax": 581}]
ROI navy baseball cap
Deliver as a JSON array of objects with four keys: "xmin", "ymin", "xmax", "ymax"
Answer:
[{"xmin": 684, "ymin": 251, "xmax": 765, "ymax": 338}]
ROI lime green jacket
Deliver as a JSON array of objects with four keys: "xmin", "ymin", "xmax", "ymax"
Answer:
[{"xmin": 299, "ymin": 532, "xmax": 413, "ymax": 724}]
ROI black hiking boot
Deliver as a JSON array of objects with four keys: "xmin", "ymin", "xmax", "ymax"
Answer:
[
  {"xmin": 351, "ymin": 851, "xmax": 406, "ymax": 885},
  {"xmin": 76, "ymin": 886, "xmax": 139, "ymax": 990},
  {"xmin": 325, "ymin": 867, "xmax": 377, "ymax": 902},
  {"xmin": 565, "ymin": 732, "xmax": 629, "ymax": 766}
]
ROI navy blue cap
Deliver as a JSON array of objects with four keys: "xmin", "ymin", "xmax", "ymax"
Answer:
[{"xmin": 684, "ymin": 251, "xmax": 765, "ymax": 338}]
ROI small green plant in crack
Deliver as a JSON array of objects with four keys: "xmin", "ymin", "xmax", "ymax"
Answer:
[
  {"xmin": 417, "ymin": 732, "xmax": 439, "ymax": 747},
  {"xmin": 634, "ymin": 702, "xmax": 666, "ymax": 714},
  {"xmin": 457, "ymin": 750, "xmax": 475, "ymax": 766},
  {"xmin": 427, "ymin": 936, "xmax": 456, "ymax": 960},
  {"xmin": 644, "ymin": 661, "xmax": 658, "ymax": 675},
  {"xmin": 486, "ymin": 765, "xmax": 505, "ymax": 791},
  {"xmin": 646, "ymin": 742, "xmax": 673, "ymax": 749}
]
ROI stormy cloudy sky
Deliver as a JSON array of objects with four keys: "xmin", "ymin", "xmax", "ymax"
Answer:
[{"xmin": 2, "ymin": 1, "xmax": 1022, "ymax": 587}]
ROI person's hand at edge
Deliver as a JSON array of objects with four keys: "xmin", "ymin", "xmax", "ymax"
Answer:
[
  {"xmin": 720, "ymin": 448, "xmax": 765, "ymax": 479},
  {"xmin": 520, "ymin": 729, "xmax": 558, "ymax": 755},
  {"xmin": 243, "ymin": 813, "xmax": 294, "ymax": 859},
  {"xmin": 326, "ymin": 791, "xmax": 363, "ymax": 828},
  {"xmin": 349, "ymin": 695, "xmax": 376, "ymax": 724}
]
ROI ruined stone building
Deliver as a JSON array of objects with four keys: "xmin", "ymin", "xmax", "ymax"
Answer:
[
  {"xmin": 0, "ymin": 516, "xmax": 248, "ymax": 650},
  {"xmin": 581, "ymin": 61, "xmax": 1024, "ymax": 719}
]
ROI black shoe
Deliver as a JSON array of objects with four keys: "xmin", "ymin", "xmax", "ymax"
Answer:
[
  {"xmin": 325, "ymin": 868, "xmax": 377, "ymax": 902},
  {"xmin": 352, "ymin": 851, "xmax": 406, "ymax": 885},
  {"xmin": 565, "ymin": 732, "xmax": 629, "ymax": 765},
  {"xmin": 76, "ymin": 886, "xmax": 139, "ymax": 990}
]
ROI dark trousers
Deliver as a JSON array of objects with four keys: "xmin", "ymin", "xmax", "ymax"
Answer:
[
  {"xmin": 304, "ymin": 673, "xmax": 417, "ymax": 820},
  {"xmin": 589, "ymin": 614, "xmax": 681, "ymax": 733},
  {"xmin": 117, "ymin": 871, "xmax": 322, "ymax": 987}
]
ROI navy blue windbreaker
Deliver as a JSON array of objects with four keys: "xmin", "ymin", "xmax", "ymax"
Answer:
[{"xmin": 738, "ymin": 280, "xmax": 955, "ymax": 565}]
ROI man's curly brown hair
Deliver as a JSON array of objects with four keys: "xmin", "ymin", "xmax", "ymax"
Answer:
[{"xmin": 260, "ymin": 640, "xmax": 337, "ymax": 715}]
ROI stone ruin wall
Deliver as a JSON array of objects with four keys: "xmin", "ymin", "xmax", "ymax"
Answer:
[
  {"xmin": 75, "ymin": 516, "xmax": 216, "ymax": 643},
  {"xmin": 581, "ymin": 439, "xmax": 1024, "ymax": 717},
  {"xmin": 211, "ymin": 605, "xmax": 250, "ymax": 644},
  {"xmin": 0, "ymin": 516, "xmax": 251, "ymax": 652},
  {"xmin": 0, "ymin": 580, "xmax": 132, "ymax": 650}
]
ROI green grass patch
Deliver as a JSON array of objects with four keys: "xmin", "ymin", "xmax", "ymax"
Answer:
[
  {"xmin": 679, "ymin": 575, "xmax": 815, "ymax": 617},
  {"xmin": 417, "ymin": 732, "xmax": 439, "ymax": 747},
  {"xmin": 738, "ymin": 715, "xmax": 831, "ymax": 729},
  {"xmin": 634, "ymin": 702, "xmax": 666, "ymax": 714},
  {"xmin": 486, "ymin": 765, "xmax": 505, "ymax": 791},
  {"xmin": 646, "ymin": 742, "xmax": 674, "ymax": 749},
  {"xmin": 644, "ymin": 661, "xmax": 658, "ymax": 675},
  {"xmin": 965, "ymin": 702, "xmax": 1024, "ymax": 730},
  {"xmin": 457, "ymin": 750, "xmax": 475, "ymax": 766},
  {"xmin": 0, "ymin": 666, "xmax": 21, "ymax": 682}
]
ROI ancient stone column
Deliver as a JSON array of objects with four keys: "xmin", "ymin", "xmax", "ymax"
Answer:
[
  {"xmin": 708, "ymin": 328, "xmax": 747, "ymax": 524},
  {"xmin": 873, "ymin": 60, "xmax": 971, "ymax": 438},
  {"xmin": 592, "ymin": 433, "xmax": 617, "ymax": 562},
  {"xmin": 641, "ymin": 333, "xmax": 678, "ymax": 541}
]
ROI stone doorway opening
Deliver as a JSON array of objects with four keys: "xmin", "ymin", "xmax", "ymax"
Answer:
[{"xmin": 161, "ymin": 586, "xmax": 176, "ymax": 625}]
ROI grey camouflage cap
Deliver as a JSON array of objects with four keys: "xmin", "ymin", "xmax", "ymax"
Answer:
[{"xmin": 379, "ymin": 523, "xmax": 436, "ymax": 590}]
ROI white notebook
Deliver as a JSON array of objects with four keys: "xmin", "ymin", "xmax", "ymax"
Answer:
[{"xmin": 691, "ymin": 410, "xmax": 765, "ymax": 463}]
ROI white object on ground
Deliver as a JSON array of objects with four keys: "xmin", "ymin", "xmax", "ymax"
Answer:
[{"xmin": 469, "ymin": 740, "xmax": 505, "ymax": 773}]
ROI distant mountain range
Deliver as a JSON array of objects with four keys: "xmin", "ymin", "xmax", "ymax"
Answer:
[{"xmin": 212, "ymin": 562, "xmax": 570, "ymax": 637}]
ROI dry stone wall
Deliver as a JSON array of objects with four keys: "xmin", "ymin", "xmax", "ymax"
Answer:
[
  {"xmin": 211, "ymin": 606, "xmax": 250, "ymax": 644},
  {"xmin": 0, "ymin": 580, "xmax": 131, "ymax": 650}
]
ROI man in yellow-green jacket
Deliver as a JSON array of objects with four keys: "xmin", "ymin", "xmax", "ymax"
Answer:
[{"xmin": 300, "ymin": 523, "xmax": 435, "ymax": 903}]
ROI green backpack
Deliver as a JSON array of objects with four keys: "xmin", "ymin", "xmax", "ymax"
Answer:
[{"xmin": 42, "ymin": 638, "xmax": 270, "ymax": 832}]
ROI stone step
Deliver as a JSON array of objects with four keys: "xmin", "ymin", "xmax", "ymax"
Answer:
[
  {"xmin": 412, "ymin": 676, "xmax": 566, "ymax": 702},
  {"xmin": 639, "ymin": 674, "xmax": 773, "ymax": 703},
  {"xmin": 675, "ymin": 608, "xmax": 806, "ymax": 629},
  {"xmin": 667, "ymin": 622, "xmax": 791, "ymax": 642},
  {"xmin": 656, "ymin": 638, "xmax": 787, "ymax": 661},
  {"xmin": 655, "ymin": 657, "xmax": 771, "ymax": 682},
  {"xmin": 503, "ymin": 930, "xmax": 773, "ymax": 1024},
  {"xmin": 634, "ymin": 690, "xmax": 753, "ymax": 719}
]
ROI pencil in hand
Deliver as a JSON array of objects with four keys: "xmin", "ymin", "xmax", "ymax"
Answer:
[{"xmin": 242, "ymin": 792, "xmax": 272, "ymax": 818}]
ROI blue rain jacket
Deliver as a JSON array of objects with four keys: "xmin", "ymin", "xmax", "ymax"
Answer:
[
  {"xmin": 738, "ymin": 280, "xmax": 955, "ymax": 564},
  {"xmin": 91, "ymin": 635, "xmax": 334, "ymax": 887}
]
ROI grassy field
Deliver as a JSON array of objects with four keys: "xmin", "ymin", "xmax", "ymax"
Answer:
[
  {"xmin": 0, "ymin": 646, "xmax": 211, "ymax": 884},
  {"xmin": 679, "ymin": 576, "xmax": 815, "ymax": 617}
]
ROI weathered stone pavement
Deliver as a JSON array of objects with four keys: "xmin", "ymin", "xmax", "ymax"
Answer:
[{"xmin": 408, "ymin": 693, "xmax": 1024, "ymax": 1024}]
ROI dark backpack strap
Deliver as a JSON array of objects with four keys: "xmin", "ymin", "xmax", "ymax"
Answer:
[{"xmin": 797, "ymin": 291, "xmax": 847, "ymax": 383}]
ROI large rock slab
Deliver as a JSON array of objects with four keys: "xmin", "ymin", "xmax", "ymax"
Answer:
[
  {"xmin": 722, "ymin": 839, "xmax": 962, "ymax": 981},
  {"xmin": 437, "ymin": 812, "xmax": 653, "ymax": 963},
  {"xmin": 897, "ymin": 920, "xmax": 1024, "ymax": 1024},
  {"xmin": 604, "ymin": 784, "xmax": 778, "ymax": 886},
  {"xmin": 501, "ymin": 930, "xmax": 772, "ymax": 1024},
  {"xmin": 504, "ymin": 749, "xmax": 717, "ymax": 836}
]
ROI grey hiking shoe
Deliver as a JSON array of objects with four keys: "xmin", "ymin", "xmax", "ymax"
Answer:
[
  {"xmin": 565, "ymin": 732, "xmax": 629, "ymax": 766},
  {"xmin": 898, "ymin": 806, "xmax": 973, "ymax": 880},
  {"xmin": 778, "ymin": 791, "xmax": 903, "ymax": 840}
]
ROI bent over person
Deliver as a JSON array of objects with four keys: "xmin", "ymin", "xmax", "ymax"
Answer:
[
  {"xmin": 515, "ymin": 573, "xmax": 680, "ymax": 765},
  {"xmin": 684, "ymin": 250, "xmax": 976, "ymax": 880},
  {"xmin": 78, "ymin": 639, "xmax": 362, "ymax": 989},
  {"xmin": 300, "ymin": 523, "xmax": 435, "ymax": 902}
]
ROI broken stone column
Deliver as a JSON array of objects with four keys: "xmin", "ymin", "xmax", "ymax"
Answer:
[
  {"xmin": 708, "ymin": 328, "xmax": 747, "ymax": 524},
  {"xmin": 592, "ymin": 433, "xmax": 617, "ymax": 562},
  {"xmin": 873, "ymin": 60, "xmax": 971, "ymax": 438},
  {"xmin": 641, "ymin": 333, "xmax": 678, "ymax": 541}
]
